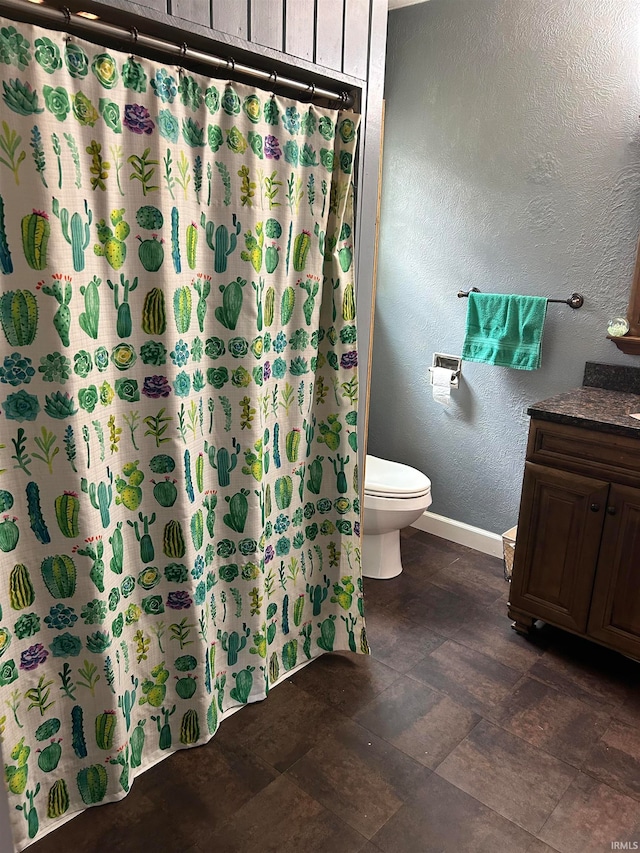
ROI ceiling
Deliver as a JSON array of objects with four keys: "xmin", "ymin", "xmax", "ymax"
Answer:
[{"xmin": 388, "ymin": 0, "xmax": 430, "ymax": 9}]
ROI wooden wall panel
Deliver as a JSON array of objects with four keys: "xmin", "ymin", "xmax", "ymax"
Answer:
[
  {"xmin": 284, "ymin": 0, "xmax": 315, "ymax": 62},
  {"xmin": 171, "ymin": 0, "xmax": 210, "ymax": 28},
  {"xmin": 134, "ymin": 0, "xmax": 167, "ymax": 11},
  {"xmin": 212, "ymin": 0, "xmax": 248, "ymax": 40},
  {"xmin": 355, "ymin": 0, "xmax": 388, "ymax": 470},
  {"xmin": 315, "ymin": 0, "xmax": 344, "ymax": 70},
  {"xmin": 250, "ymin": 0, "xmax": 284, "ymax": 51},
  {"xmin": 343, "ymin": 0, "xmax": 370, "ymax": 78}
]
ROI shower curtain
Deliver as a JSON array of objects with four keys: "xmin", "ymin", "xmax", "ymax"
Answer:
[{"xmin": 0, "ymin": 17, "xmax": 365, "ymax": 849}]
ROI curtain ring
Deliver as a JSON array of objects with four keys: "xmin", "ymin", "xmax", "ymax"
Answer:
[
  {"xmin": 305, "ymin": 82, "xmax": 316, "ymax": 103},
  {"xmin": 227, "ymin": 56, "xmax": 235, "ymax": 76},
  {"xmin": 269, "ymin": 70, "xmax": 278, "ymax": 94}
]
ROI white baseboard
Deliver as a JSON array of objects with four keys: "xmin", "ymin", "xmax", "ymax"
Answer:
[{"xmin": 411, "ymin": 511, "xmax": 504, "ymax": 558}]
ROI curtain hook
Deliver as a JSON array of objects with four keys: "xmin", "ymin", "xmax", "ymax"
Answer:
[
  {"xmin": 269, "ymin": 70, "xmax": 278, "ymax": 95},
  {"xmin": 305, "ymin": 82, "xmax": 316, "ymax": 103},
  {"xmin": 227, "ymin": 56, "xmax": 235, "ymax": 77},
  {"xmin": 61, "ymin": 7, "xmax": 72, "ymax": 44},
  {"xmin": 129, "ymin": 26, "xmax": 138, "ymax": 61},
  {"xmin": 178, "ymin": 42, "xmax": 187, "ymax": 75}
]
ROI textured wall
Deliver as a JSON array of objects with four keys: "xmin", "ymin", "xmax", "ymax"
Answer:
[{"xmin": 368, "ymin": 0, "xmax": 640, "ymax": 534}]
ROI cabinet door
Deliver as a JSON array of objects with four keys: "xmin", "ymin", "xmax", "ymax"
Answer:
[
  {"xmin": 509, "ymin": 463, "xmax": 609, "ymax": 633},
  {"xmin": 588, "ymin": 484, "xmax": 640, "ymax": 659}
]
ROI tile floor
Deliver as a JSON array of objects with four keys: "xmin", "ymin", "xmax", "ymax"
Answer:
[{"xmin": 29, "ymin": 529, "xmax": 640, "ymax": 853}]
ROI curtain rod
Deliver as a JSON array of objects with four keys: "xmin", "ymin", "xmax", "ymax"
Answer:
[{"xmin": 0, "ymin": 0, "xmax": 355, "ymax": 107}]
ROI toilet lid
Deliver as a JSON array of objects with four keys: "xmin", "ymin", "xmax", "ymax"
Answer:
[{"xmin": 364, "ymin": 454, "xmax": 431, "ymax": 498}]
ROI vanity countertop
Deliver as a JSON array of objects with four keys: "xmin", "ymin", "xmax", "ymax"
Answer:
[{"xmin": 527, "ymin": 386, "xmax": 640, "ymax": 438}]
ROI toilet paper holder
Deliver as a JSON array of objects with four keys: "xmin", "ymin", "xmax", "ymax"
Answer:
[{"xmin": 429, "ymin": 353, "xmax": 462, "ymax": 389}]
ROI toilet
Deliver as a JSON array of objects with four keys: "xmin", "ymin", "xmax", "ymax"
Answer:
[{"xmin": 362, "ymin": 455, "xmax": 432, "ymax": 579}]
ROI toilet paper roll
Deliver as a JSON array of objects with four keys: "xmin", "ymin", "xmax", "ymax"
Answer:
[{"xmin": 432, "ymin": 366, "xmax": 452, "ymax": 407}]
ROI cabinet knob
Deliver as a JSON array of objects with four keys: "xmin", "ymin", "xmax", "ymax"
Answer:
[
  {"xmin": 590, "ymin": 503, "xmax": 600, "ymax": 512},
  {"xmin": 607, "ymin": 506, "xmax": 617, "ymax": 515}
]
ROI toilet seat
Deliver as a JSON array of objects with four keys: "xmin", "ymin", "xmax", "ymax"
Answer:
[
  {"xmin": 364, "ymin": 454, "xmax": 431, "ymax": 499},
  {"xmin": 364, "ymin": 491, "xmax": 432, "ymax": 513}
]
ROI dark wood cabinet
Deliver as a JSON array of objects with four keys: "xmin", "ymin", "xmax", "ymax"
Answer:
[
  {"xmin": 509, "ymin": 418, "xmax": 640, "ymax": 660},
  {"xmin": 588, "ymin": 484, "xmax": 640, "ymax": 658}
]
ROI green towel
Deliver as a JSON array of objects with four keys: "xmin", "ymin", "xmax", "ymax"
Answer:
[{"xmin": 462, "ymin": 292, "xmax": 548, "ymax": 370}]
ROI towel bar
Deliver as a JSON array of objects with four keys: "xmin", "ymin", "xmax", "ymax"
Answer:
[{"xmin": 457, "ymin": 288, "xmax": 584, "ymax": 309}]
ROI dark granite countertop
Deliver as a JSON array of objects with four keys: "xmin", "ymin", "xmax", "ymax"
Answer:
[{"xmin": 528, "ymin": 387, "xmax": 640, "ymax": 438}]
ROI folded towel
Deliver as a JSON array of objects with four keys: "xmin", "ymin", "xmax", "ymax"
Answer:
[{"xmin": 462, "ymin": 292, "xmax": 548, "ymax": 370}]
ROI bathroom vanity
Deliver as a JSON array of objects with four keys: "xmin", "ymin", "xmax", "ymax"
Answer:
[{"xmin": 508, "ymin": 364, "xmax": 640, "ymax": 660}]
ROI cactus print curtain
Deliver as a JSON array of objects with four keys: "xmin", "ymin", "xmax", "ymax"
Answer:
[{"xmin": 0, "ymin": 17, "xmax": 364, "ymax": 850}]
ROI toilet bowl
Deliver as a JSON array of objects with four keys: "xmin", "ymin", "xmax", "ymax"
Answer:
[{"xmin": 362, "ymin": 455, "xmax": 432, "ymax": 579}]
